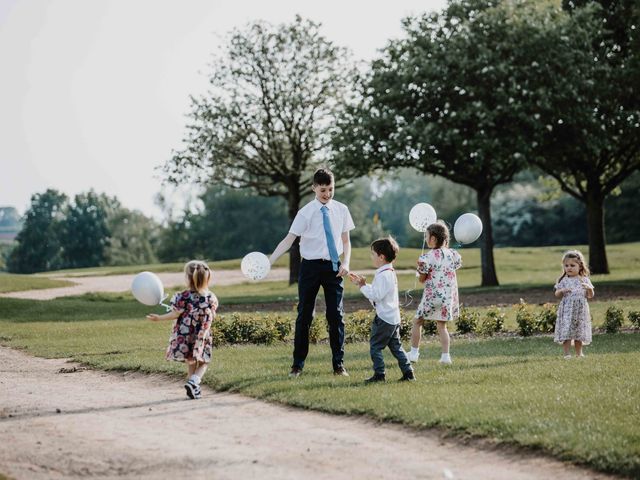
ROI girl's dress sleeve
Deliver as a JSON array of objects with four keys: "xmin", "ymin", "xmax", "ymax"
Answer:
[
  {"xmin": 451, "ymin": 249, "xmax": 462, "ymax": 270},
  {"xmin": 583, "ymin": 277, "xmax": 594, "ymax": 290},
  {"xmin": 554, "ymin": 278, "xmax": 564, "ymax": 290},
  {"xmin": 417, "ymin": 253, "xmax": 430, "ymax": 274},
  {"xmin": 170, "ymin": 291, "xmax": 187, "ymax": 312}
]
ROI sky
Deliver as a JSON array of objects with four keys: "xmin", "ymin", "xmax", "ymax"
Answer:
[{"xmin": 1, "ymin": 0, "xmax": 446, "ymax": 219}]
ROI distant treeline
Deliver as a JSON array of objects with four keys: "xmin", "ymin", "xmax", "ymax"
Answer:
[{"xmin": 3, "ymin": 169, "xmax": 639, "ymax": 273}]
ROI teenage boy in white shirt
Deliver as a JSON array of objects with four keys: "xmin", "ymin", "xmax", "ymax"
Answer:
[
  {"xmin": 269, "ymin": 167, "xmax": 354, "ymax": 378},
  {"xmin": 349, "ymin": 236, "xmax": 416, "ymax": 383}
]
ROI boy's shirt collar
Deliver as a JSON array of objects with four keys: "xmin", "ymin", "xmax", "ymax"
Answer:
[
  {"xmin": 375, "ymin": 263, "xmax": 394, "ymax": 274},
  {"xmin": 314, "ymin": 198, "xmax": 333, "ymax": 209}
]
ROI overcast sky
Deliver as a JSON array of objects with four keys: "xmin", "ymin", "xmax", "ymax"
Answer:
[{"xmin": 1, "ymin": 0, "xmax": 446, "ymax": 219}]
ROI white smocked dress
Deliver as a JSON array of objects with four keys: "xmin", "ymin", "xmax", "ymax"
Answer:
[{"xmin": 554, "ymin": 276, "xmax": 593, "ymax": 345}]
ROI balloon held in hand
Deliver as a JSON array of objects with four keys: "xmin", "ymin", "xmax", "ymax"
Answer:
[
  {"xmin": 241, "ymin": 252, "xmax": 271, "ymax": 280},
  {"xmin": 131, "ymin": 271, "xmax": 170, "ymax": 310},
  {"xmin": 409, "ymin": 203, "xmax": 437, "ymax": 232},
  {"xmin": 454, "ymin": 213, "xmax": 483, "ymax": 244}
]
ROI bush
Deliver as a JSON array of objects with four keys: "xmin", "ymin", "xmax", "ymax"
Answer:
[
  {"xmin": 536, "ymin": 303, "xmax": 557, "ymax": 334},
  {"xmin": 308, "ymin": 316, "xmax": 328, "ymax": 344},
  {"xmin": 345, "ymin": 310, "xmax": 372, "ymax": 343},
  {"xmin": 478, "ymin": 307, "xmax": 505, "ymax": 336},
  {"xmin": 456, "ymin": 307, "xmax": 479, "ymax": 334},
  {"xmin": 399, "ymin": 310, "xmax": 413, "ymax": 340},
  {"xmin": 216, "ymin": 312, "xmax": 293, "ymax": 345},
  {"xmin": 603, "ymin": 306, "xmax": 625, "ymax": 334},
  {"xmin": 628, "ymin": 311, "xmax": 640, "ymax": 329},
  {"xmin": 515, "ymin": 300, "xmax": 536, "ymax": 337}
]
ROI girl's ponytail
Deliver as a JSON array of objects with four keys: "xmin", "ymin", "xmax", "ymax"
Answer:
[{"xmin": 184, "ymin": 260, "xmax": 211, "ymax": 293}]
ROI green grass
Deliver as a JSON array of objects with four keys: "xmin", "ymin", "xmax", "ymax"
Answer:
[
  {"xmin": 0, "ymin": 273, "xmax": 74, "ymax": 293},
  {"xmin": 0, "ymin": 306, "xmax": 637, "ymax": 476}
]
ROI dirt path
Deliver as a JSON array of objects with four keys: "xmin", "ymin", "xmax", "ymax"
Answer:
[
  {"xmin": 0, "ymin": 269, "xmax": 292, "ymax": 300},
  {"xmin": 0, "ymin": 347, "xmax": 614, "ymax": 480}
]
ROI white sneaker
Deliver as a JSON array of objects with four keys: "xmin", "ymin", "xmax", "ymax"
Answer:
[
  {"xmin": 407, "ymin": 350, "xmax": 420, "ymax": 363},
  {"xmin": 439, "ymin": 354, "xmax": 452, "ymax": 365}
]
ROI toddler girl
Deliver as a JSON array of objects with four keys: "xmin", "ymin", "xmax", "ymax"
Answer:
[
  {"xmin": 147, "ymin": 260, "xmax": 218, "ymax": 399},
  {"xmin": 554, "ymin": 250, "xmax": 594, "ymax": 358},
  {"xmin": 408, "ymin": 222, "xmax": 461, "ymax": 365}
]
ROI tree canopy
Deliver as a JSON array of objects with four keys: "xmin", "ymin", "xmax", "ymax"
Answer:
[{"xmin": 164, "ymin": 16, "xmax": 357, "ymax": 283}]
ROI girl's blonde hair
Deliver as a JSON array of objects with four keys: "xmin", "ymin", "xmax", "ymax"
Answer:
[
  {"xmin": 559, "ymin": 249, "xmax": 590, "ymax": 281},
  {"xmin": 184, "ymin": 260, "xmax": 211, "ymax": 293},
  {"xmin": 426, "ymin": 221, "xmax": 450, "ymax": 248}
]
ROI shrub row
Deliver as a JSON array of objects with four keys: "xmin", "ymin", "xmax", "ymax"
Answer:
[{"xmin": 209, "ymin": 304, "xmax": 640, "ymax": 346}]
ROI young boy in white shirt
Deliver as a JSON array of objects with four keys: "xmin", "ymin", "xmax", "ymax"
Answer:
[{"xmin": 349, "ymin": 236, "xmax": 416, "ymax": 383}]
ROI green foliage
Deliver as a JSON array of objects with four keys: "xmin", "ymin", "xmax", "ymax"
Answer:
[
  {"xmin": 478, "ymin": 307, "xmax": 505, "ymax": 336},
  {"xmin": 536, "ymin": 303, "xmax": 557, "ymax": 334},
  {"xmin": 105, "ymin": 208, "xmax": 159, "ymax": 266},
  {"xmin": 59, "ymin": 191, "xmax": 112, "ymax": 269},
  {"xmin": 603, "ymin": 306, "xmax": 625, "ymax": 333},
  {"xmin": 515, "ymin": 300, "xmax": 537, "ymax": 337},
  {"xmin": 456, "ymin": 307, "xmax": 479, "ymax": 334},
  {"xmin": 308, "ymin": 317, "xmax": 329, "ymax": 344},
  {"xmin": 157, "ymin": 185, "xmax": 288, "ymax": 262},
  {"xmin": 215, "ymin": 312, "xmax": 293, "ymax": 346},
  {"xmin": 7, "ymin": 189, "xmax": 68, "ymax": 273},
  {"xmin": 628, "ymin": 311, "xmax": 640, "ymax": 329}
]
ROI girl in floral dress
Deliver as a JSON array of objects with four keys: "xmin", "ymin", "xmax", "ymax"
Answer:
[
  {"xmin": 554, "ymin": 250, "xmax": 594, "ymax": 359},
  {"xmin": 408, "ymin": 222, "xmax": 462, "ymax": 365},
  {"xmin": 147, "ymin": 260, "xmax": 218, "ymax": 399}
]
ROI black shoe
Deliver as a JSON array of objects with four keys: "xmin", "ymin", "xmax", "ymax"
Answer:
[
  {"xmin": 289, "ymin": 367, "xmax": 302, "ymax": 378},
  {"xmin": 185, "ymin": 380, "xmax": 201, "ymax": 399},
  {"xmin": 399, "ymin": 370, "xmax": 416, "ymax": 382},
  {"xmin": 364, "ymin": 373, "xmax": 386, "ymax": 383},
  {"xmin": 333, "ymin": 366, "xmax": 349, "ymax": 377}
]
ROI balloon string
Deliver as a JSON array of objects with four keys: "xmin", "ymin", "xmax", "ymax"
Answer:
[
  {"xmin": 159, "ymin": 294, "xmax": 172, "ymax": 312},
  {"xmin": 401, "ymin": 235, "xmax": 426, "ymax": 308}
]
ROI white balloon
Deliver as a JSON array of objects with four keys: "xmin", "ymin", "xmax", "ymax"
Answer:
[
  {"xmin": 131, "ymin": 271, "xmax": 165, "ymax": 306},
  {"xmin": 409, "ymin": 203, "xmax": 437, "ymax": 232},
  {"xmin": 241, "ymin": 252, "xmax": 271, "ymax": 280},
  {"xmin": 454, "ymin": 213, "xmax": 483, "ymax": 244}
]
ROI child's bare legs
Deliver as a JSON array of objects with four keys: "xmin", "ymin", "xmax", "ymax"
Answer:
[
  {"xmin": 437, "ymin": 321, "xmax": 450, "ymax": 354},
  {"xmin": 411, "ymin": 317, "xmax": 424, "ymax": 349},
  {"xmin": 187, "ymin": 361, "xmax": 197, "ymax": 378},
  {"xmin": 194, "ymin": 361, "xmax": 208, "ymax": 379},
  {"xmin": 562, "ymin": 340, "xmax": 572, "ymax": 357},
  {"xmin": 574, "ymin": 340, "xmax": 583, "ymax": 357}
]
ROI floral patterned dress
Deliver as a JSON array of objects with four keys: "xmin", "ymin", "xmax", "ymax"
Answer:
[
  {"xmin": 166, "ymin": 290, "xmax": 218, "ymax": 363},
  {"xmin": 416, "ymin": 248, "xmax": 462, "ymax": 321},
  {"xmin": 554, "ymin": 276, "xmax": 593, "ymax": 345}
]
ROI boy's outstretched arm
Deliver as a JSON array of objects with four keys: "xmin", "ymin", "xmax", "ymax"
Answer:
[{"xmin": 269, "ymin": 233, "xmax": 297, "ymax": 265}]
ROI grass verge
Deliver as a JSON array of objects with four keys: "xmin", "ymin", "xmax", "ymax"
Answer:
[{"xmin": 0, "ymin": 299, "xmax": 638, "ymax": 476}]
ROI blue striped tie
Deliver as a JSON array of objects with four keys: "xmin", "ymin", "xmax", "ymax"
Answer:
[{"xmin": 321, "ymin": 205, "xmax": 339, "ymax": 271}]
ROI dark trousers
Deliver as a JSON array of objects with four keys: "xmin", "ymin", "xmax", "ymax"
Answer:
[
  {"xmin": 370, "ymin": 315, "xmax": 412, "ymax": 375},
  {"xmin": 292, "ymin": 259, "xmax": 345, "ymax": 370}
]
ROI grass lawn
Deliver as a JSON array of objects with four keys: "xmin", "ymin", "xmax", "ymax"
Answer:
[
  {"xmin": 0, "ymin": 273, "xmax": 74, "ymax": 293},
  {"xmin": 0, "ymin": 295, "xmax": 639, "ymax": 476}
]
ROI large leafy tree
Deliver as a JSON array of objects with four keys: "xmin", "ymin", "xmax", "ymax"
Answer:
[
  {"xmin": 164, "ymin": 16, "xmax": 357, "ymax": 283},
  {"xmin": 528, "ymin": 0, "xmax": 640, "ymax": 273},
  {"xmin": 59, "ymin": 191, "xmax": 112, "ymax": 269},
  {"xmin": 334, "ymin": 0, "xmax": 559, "ymax": 286},
  {"xmin": 7, "ymin": 189, "xmax": 68, "ymax": 273}
]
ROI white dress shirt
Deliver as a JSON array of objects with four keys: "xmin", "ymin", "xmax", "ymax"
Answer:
[
  {"xmin": 289, "ymin": 198, "xmax": 355, "ymax": 261},
  {"xmin": 360, "ymin": 263, "xmax": 401, "ymax": 325}
]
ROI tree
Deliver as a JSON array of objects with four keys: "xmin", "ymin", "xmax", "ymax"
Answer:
[
  {"xmin": 333, "ymin": 0, "xmax": 559, "ymax": 285},
  {"xmin": 164, "ymin": 16, "xmax": 357, "ymax": 284},
  {"xmin": 528, "ymin": 1, "xmax": 640, "ymax": 273},
  {"xmin": 7, "ymin": 189, "xmax": 68, "ymax": 273},
  {"xmin": 59, "ymin": 191, "xmax": 112, "ymax": 269},
  {"xmin": 105, "ymin": 208, "xmax": 159, "ymax": 266}
]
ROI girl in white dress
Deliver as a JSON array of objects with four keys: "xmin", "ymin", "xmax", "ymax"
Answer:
[{"xmin": 554, "ymin": 250, "xmax": 594, "ymax": 359}]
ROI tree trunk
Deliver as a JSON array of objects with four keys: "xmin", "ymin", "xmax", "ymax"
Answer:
[
  {"xmin": 287, "ymin": 190, "xmax": 302, "ymax": 285},
  {"xmin": 476, "ymin": 187, "xmax": 499, "ymax": 287},
  {"xmin": 585, "ymin": 190, "xmax": 609, "ymax": 274}
]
